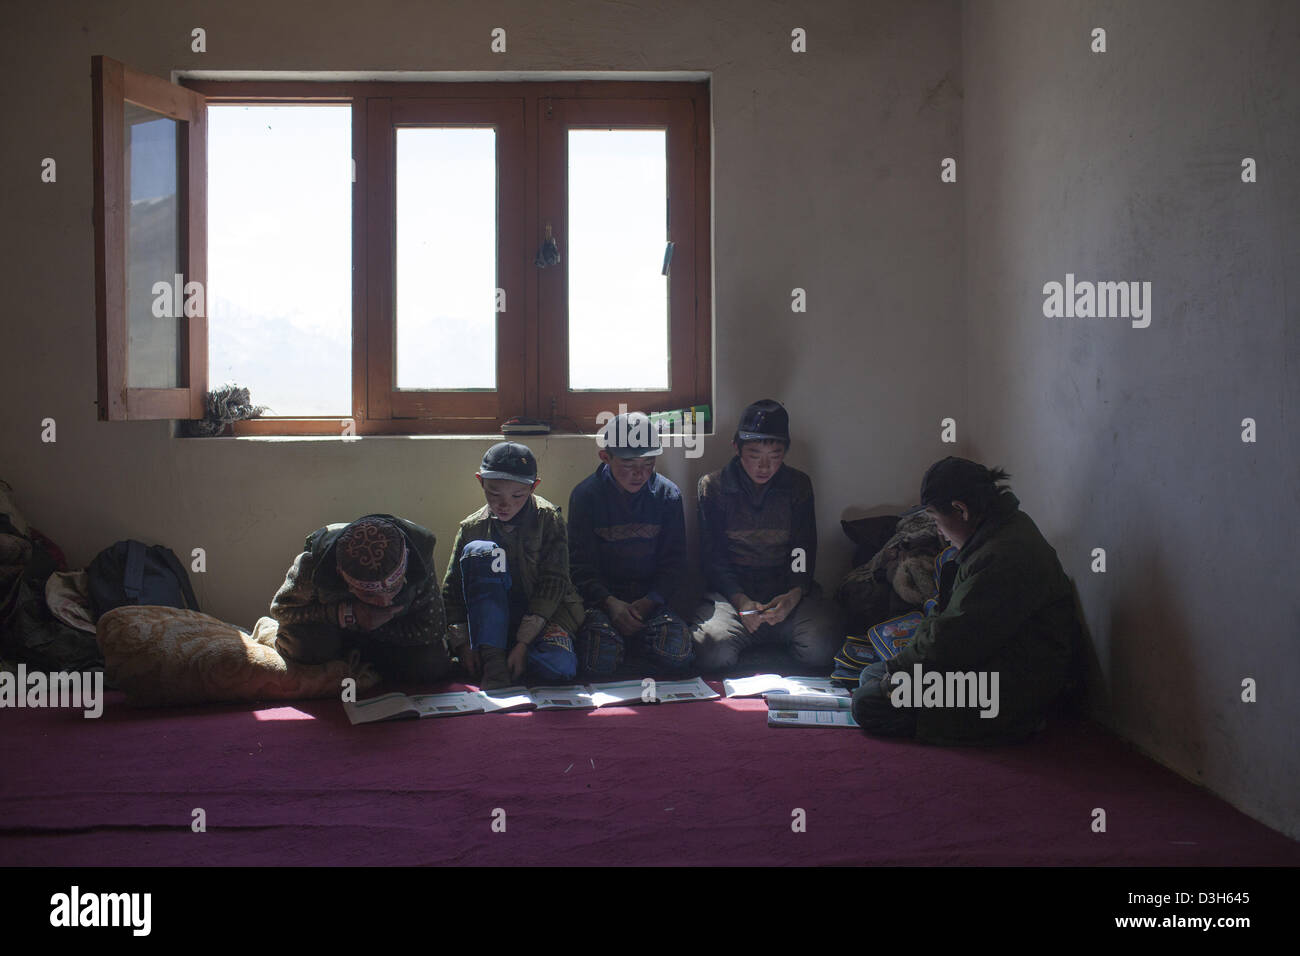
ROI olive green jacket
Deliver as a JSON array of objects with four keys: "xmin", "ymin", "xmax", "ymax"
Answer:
[
  {"xmin": 441, "ymin": 495, "xmax": 586, "ymax": 636},
  {"xmin": 888, "ymin": 492, "xmax": 1078, "ymax": 744}
]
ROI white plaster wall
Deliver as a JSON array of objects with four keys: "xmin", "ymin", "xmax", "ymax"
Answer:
[{"xmin": 962, "ymin": 0, "xmax": 1299, "ymax": 838}]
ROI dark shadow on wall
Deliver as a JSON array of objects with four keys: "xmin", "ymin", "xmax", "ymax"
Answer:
[
  {"xmin": 1102, "ymin": 554, "xmax": 1206, "ymax": 784},
  {"xmin": 1062, "ymin": 576, "xmax": 1106, "ymax": 722}
]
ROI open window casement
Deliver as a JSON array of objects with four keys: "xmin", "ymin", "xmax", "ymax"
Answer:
[{"xmin": 93, "ymin": 55, "xmax": 208, "ymax": 421}]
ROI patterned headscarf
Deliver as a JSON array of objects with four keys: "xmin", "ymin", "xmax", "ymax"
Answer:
[{"xmin": 335, "ymin": 517, "xmax": 408, "ymax": 597}]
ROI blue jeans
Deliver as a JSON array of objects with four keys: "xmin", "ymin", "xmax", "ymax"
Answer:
[{"xmin": 458, "ymin": 539, "xmax": 577, "ymax": 683}]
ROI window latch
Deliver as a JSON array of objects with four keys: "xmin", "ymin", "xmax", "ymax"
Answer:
[{"xmin": 535, "ymin": 222, "xmax": 560, "ymax": 268}]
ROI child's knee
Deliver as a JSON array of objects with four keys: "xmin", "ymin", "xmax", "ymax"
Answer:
[
  {"xmin": 533, "ymin": 650, "xmax": 578, "ymax": 683},
  {"xmin": 461, "ymin": 539, "xmax": 498, "ymax": 560},
  {"xmin": 460, "ymin": 540, "xmax": 508, "ymax": 578},
  {"xmin": 576, "ymin": 615, "xmax": 624, "ymax": 677},
  {"xmin": 461, "ymin": 540, "xmax": 511, "ymax": 601},
  {"xmin": 691, "ymin": 630, "xmax": 740, "ymax": 672},
  {"xmin": 789, "ymin": 635, "xmax": 839, "ymax": 668},
  {"xmin": 642, "ymin": 612, "xmax": 695, "ymax": 671},
  {"xmin": 527, "ymin": 626, "xmax": 578, "ymax": 682}
]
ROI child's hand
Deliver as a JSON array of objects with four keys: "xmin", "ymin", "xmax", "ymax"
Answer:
[
  {"xmin": 760, "ymin": 589, "xmax": 802, "ymax": 627},
  {"xmin": 445, "ymin": 623, "xmax": 471, "ymax": 653},
  {"xmin": 507, "ymin": 643, "xmax": 529, "ymax": 681},
  {"xmin": 629, "ymin": 597, "xmax": 657, "ymax": 621},
  {"xmin": 354, "ymin": 601, "xmax": 406, "ymax": 631},
  {"xmin": 736, "ymin": 597, "xmax": 766, "ymax": 633},
  {"xmin": 605, "ymin": 597, "xmax": 644, "ymax": 637}
]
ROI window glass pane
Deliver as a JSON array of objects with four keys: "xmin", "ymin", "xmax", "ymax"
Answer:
[
  {"xmin": 395, "ymin": 127, "xmax": 497, "ymax": 390},
  {"xmin": 208, "ymin": 104, "xmax": 352, "ymax": 416},
  {"xmin": 124, "ymin": 103, "xmax": 182, "ymax": 388},
  {"xmin": 567, "ymin": 129, "xmax": 668, "ymax": 391}
]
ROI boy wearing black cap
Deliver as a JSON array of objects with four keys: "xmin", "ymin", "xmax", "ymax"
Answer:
[
  {"xmin": 270, "ymin": 514, "xmax": 450, "ymax": 683},
  {"xmin": 692, "ymin": 399, "xmax": 844, "ymax": 672},
  {"xmin": 441, "ymin": 442, "xmax": 585, "ymax": 689},
  {"xmin": 567, "ymin": 411, "xmax": 693, "ymax": 678},
  {"xmin": 851, "ymin": 458, "xmax": 1080, "ymax": 744}
]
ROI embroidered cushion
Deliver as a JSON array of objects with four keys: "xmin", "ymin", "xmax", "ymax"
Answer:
[{"xmin": 97, "ymin": 605, "xmax": 379, "ymax": 706}]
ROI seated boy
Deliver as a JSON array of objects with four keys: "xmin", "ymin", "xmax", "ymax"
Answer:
[
  {"xmin": 851, "ymin": 458, "xmax": 1080, "ymax": 745},
  {"xmin": 441, "ymin": 442, "xmax": 586, "ymax": 689},
  {"xmin": 270, "ymin": 514, "xmax": 450, "ymax": 683},
  {"xmin": 692, "ymin": 400, "xmax": 844, "ymax": 672},
  {"xmin": 568, "ymin": 411, "xmax": 694, "ymax": 678}
]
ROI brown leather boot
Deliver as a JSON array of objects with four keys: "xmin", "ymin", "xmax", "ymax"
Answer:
[{"xmin": 478, "ymin": 645, "xmax": 512, "ymax": 690}]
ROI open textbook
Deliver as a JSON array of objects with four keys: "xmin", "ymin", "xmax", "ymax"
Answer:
[
  {"xmin": 531, "ymin": 677, "xmax": 719, "ymax": 710},
  {"xmin": 764, "ymin": 694, "xmax": 854, "ymax": 711},
  {"xmin": 761, "ymin": 685, "xmax": 859, "ymax": 728},
  {"xmin": 723, "ymin": 674, "xmax": 851, "ymax": 699},
  {"xmin": 345, "ymin": 677, "xmax": 719, "ymax": 725},
  {"xmin": 767, "ymin": 706, "xmax": 861, "ymax": 729},
  {"xmin": 343, "ymin": 687, "xmax": 535, "ymax": 725}
]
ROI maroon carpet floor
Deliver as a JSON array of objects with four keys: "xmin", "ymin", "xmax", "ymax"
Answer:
[{"xmin": 2, "ymin": 685, "xmax": 1297, "ymax": 866}]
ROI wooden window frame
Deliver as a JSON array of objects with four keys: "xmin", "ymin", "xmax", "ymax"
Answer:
[
  {"xmin": 93, "ymin": 55, "xmax": 208, "ymax": 421},
  {"xmin": 538, "ymin": 95, "xmax": 702, "ymax": 427},
  {"xmin": 97, "ymin": 72, "xmax": 711, "ymax": 436},
  {"xmin": 370, "ymin": 96, "xmax": 528, "ymax": 430}
]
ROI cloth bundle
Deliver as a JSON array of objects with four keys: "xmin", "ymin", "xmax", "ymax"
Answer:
[{"xmin": 835, "ymin": 511, "xmax": 945, "ymax": 630}]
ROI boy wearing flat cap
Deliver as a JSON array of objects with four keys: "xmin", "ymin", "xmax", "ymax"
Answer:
[
  {"xmin": 270, "ymin": 514, "xmax": 450, "ymax": 683},
  {"xmin": 568, "ymin": 411, "xmax": 694, "ymax": 678},
  {"xmin": 692, "ymin": 399, "xmax": 844, "ymax": 672},
  {"xmin": 441, "ymin": 442, "xmax": 585, "ymax": 689}
]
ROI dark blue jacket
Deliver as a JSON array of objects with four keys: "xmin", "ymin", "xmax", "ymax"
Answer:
[{"xmin": 567, "ymin": 465, "xmax": 688, "ymax": 612}]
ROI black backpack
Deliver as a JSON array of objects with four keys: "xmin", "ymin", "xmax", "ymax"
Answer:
[{"xmin": 86, "ymin": 540, "xmax": 200, "ymax": 621}]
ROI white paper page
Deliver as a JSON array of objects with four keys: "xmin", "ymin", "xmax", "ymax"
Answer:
[
  {"xmin": 588, "ymin": 680, "xmax": 653, "ymax": 707},
  {"xmin": 529, "ymin": 684, "xmax": 596, "ymax": 709},
  {"xmin": 408, "ymin": 692, "xmax": 483, "ymax": 718},
  {"xmin": 722, "ymin": 674, "xmax": 785, "ymax": 697},
  {"xmin": 648, "ymin": 676, "xmax": 721, "ymax": 703},
  {"xmin": 723, "ymin": 675, "xmax": 849, "ymax": 698},
  {"xmin": 777, "ymin": 677, "xmax": 851, "ymax": 697},
  {"xmin": 477, "ymin": 686, "xmax": 536, "ymax": 714},
  {"xmin": 344, "ymin": 692, "xmax": 417, "ymax": 725}
]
